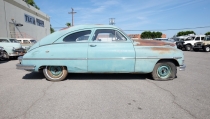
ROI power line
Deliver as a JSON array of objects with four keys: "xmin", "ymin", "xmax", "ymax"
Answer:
[
  {"xmin": 52, "ymin": 25, "xmax": 210, "ymax": 31},
  {"xmin": 123, "ymin": 26, "xmax": 210, "ymax": 31}
]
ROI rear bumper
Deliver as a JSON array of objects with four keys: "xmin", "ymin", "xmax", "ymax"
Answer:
[
  {"xmin": 179, "ymin": 64, "xmax": 186, "ymax": 71},
  {"xmin": 16, "ymin": 64, "xmax": 35, "ymax": 71}
]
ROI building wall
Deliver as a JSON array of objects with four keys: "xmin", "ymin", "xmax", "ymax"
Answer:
[{"xmin": 0, "ymin": 0, "xmax": 50, "ymax": 40}]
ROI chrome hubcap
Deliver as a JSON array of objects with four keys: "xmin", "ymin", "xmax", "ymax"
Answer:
[
  {"xmin": 49, "ymin": 66, "xmax": 62, "ymax": 76},
  {"xmin": 157, "ymin": 65, "xmax": 171, "ymax": 79}
]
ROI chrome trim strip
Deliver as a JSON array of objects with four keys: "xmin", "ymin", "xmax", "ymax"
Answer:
[
  {"xmin": 136, "ymin": 57, "xmax": 182, "ymax": 59},
  {"xmin": 16, "ymin": 64, "xmax": 35, "ymax": 71},
  {"xmin": 22, "ymin": 57, "xmax": 182, "ymax": 60},
  {"xmin": 23, "ymin": 58, "xmax": 88, "ymax": 60}
]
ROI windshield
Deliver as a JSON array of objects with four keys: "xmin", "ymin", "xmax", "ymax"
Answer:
[
  {"xmin": 0, "ymin": 39, "xmax": 9, "ymax": 42},
  {"xmin": 185, "ymin": 37, "xmax": 195, "ymax": 41},
  {"xmin": 9, "ymin": 39, "xmax": 19, "ymax": 43},
  {"xmin": 30, "ymin": 40, "xmax": 37, "ymax": 43}
]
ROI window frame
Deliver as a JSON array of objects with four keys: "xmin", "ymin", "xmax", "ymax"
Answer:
[
  {"xmin": 91, "ymin": 28, "xmax": 128, "ymax": 42},
  {"xmin": 62, "ymin": 30, "xmax": 92, "ymax": 42}
]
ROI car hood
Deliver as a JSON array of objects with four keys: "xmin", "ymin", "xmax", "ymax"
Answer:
[{"xmin": 0, "ymin": 42, "xmax": 22, "ymax": 49}]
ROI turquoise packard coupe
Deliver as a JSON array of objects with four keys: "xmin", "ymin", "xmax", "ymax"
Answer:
[{"xmin": 16, "ymin": 25, "xmax": 186, "ymax": 81}]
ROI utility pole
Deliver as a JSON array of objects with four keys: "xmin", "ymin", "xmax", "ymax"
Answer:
[
  {"xmin": 68, "ymin": 8, "xmax": 76, "ymax": 26},
  {"xmin": 109, "ymin": 18, "xmax": 115, "ymax": 25}
]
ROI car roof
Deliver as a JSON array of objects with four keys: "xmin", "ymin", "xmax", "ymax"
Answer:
[{"xmin": 39, "ymin": 25, "xmax": 120, "ymax": 46}]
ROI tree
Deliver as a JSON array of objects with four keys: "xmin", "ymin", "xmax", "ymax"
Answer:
[
  {"xmin": 177, "ymin": 31, "xmax": 195, "ymax": 36},
  {"xmin": 24, "ymin": 0, "xmax": 40, "ymax": 10},
  {"xmin": 141, "ymin": 31, "xmax": 162, "ymax": 39},
  {"xmin": 50, "ymin": 25, "xmax": 55, "ymax": 33},
  {"xmin": 205, "ymin": 32, "xmax": 210, "ymax": 35},
  {"xmin": 66, "ymin": 23, "xmax": 71, "ymax": 27}
]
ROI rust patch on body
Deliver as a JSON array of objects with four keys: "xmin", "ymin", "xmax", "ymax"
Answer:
[
  {"xmin": 151, "ymin": 47, "xmax": 175, "ymax": 54},
  {"xmin": 133, "ymin": 40, "xmax": 175, "ymax": 47}
]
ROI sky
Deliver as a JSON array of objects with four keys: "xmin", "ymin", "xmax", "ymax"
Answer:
[{"xmin": 35, "ymin": 0, "xmax": 210, "ymax": 37}]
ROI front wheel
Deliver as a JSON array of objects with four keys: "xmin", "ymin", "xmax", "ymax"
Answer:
[
  {"xmin": 43, "ymin": 66, "xmax": 68, "ymax": 82},
  {"xmin": 185, "ymin": 45, "xmax": 192, "ymax": 51},
  {"xmin": 204, "ymin": 46, "xmax": 210, "ymax": 52},
  {"xmin": 152, "ymin": 62, "xmax": 177, "ymax": 81}
]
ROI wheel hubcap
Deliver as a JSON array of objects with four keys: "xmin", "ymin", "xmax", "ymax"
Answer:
[
  {"xmin": 49, "ymin": 66, "xmax": 62, "ymax": 76},
  {"xmin": 206, "ymin": 47, "xmax": 210, "ymax": 51},
  {"xmin": 157, "ymin": 65, "xmax": 171, "ymax": 79}
]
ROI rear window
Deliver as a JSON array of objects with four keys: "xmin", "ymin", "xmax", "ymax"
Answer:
[{"xmin": 63, "ymin": 30, "xmax": 91, "ymax": 42}]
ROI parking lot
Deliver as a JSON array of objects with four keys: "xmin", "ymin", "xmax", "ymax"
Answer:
[{"xmin": 0, "ymin": 51, "xmax": 210, "ymax": 119}]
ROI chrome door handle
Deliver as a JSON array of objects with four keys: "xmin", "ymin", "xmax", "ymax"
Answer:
[{"xmin": 90, "ymin": 44, "xmax": 97, "ymax": 47}]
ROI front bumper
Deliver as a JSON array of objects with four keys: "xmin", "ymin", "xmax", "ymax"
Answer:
[
  {"xmin": 179, "ymin": 64, "xmax": 186, "ymax": 71},
  {"xmin": 16, "ymin": 64, "xmax": 35, "ymax": 71},
  {"xmin": 9, "ymin": 52, "xmax": 25, "ymax": 56}
]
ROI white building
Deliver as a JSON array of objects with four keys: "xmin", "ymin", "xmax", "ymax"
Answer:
[{"xmin": 0, "ymin": 0, "xmax": 50, "ymax": 40}]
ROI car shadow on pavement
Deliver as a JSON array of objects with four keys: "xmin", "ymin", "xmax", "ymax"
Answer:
[
  {"xmin": 0, "ymin": 60, "xmax": 9, "ymax": 64},
  {"xmin": 22, "ymin": 72, "xmax": 45, "ymax": 80},
  {"xmin": 22, "ymin": 72, "xmax": 152, "ymax": 80},
  {"xmin": 66, "ymin": 73, "xmax": 151, "ymax": 80}
]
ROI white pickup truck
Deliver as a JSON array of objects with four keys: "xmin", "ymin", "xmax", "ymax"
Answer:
[{"xmin": 183, "ymin": 35, "xmax": 205, "ymax": 51}]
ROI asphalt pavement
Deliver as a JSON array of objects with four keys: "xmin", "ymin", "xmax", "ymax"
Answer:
[{"xmin": 0, "ymin": 51, "xmax": 210, "ymax": 119}]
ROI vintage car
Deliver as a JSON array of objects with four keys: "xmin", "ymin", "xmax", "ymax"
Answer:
[
  {"xmin": 0, "ymin": 37, "xmax": 26, "ymax": 59},
  {"xmin": 16, "ymin": 38, "xmax": 37, "ymax": 51},
  {"xmin": 16, "ymin": 25, "xmax": 186, "ymax": 81},
  {"xmin": 193, "ymin": 35, "xmax": 210, "ymax": 52}
]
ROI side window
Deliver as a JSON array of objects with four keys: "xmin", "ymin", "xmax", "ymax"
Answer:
[
  {"xmin": 195, "ymin": 37, "xmax": 200, "ymax": 41},
  {"xmin": 0, "ymin": 39, "xmax": 9, "ymax": 42},
  {"xmin": 206, "ymin": 36, "xmax": 210, "ymax": 41},
  {"xmin": 17, "ymin": 40, "xmax": 21, "ymax": 43},
  {"xmin": 63, "ymin": 30, "xmax": 91, "ymax": 42},
  {"xmin": 201, "ymin": 37, "xmax": 205, "ymax": 40},
  {"xmin": 23, "ymin": 40, "xmax": 30, "ymax": 44},
  {"xmin": 93, "ymin": 29, "xmax": 127, "ymax": 42}
]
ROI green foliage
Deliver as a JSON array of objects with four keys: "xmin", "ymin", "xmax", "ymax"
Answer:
[
  {"xmin": 50, "ymin": 25, "xmax": 55, "ymax": 33},
  {"xmin": 141, "ymin": 31, "xmax": 162, "ymax": 39},
  {"xmin": 25, "ymin": 0, "xmax": 40, "ymax": 10},
  {"xmin": 177, "ymin": 31, "xmax": 195, "ymax": 36},
  {"xmin": 205, "ymin": 32, "xmax": 210, "ymax": 35},
  {"xmin": 66, "ymin": 23, "xmax": 71, "ymax": 27}
]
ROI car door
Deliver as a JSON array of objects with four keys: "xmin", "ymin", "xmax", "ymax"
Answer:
[
  {"xmin": 88, "ymin": 29, "xmax": 135, "ymax": 73},
  {"xmin": 52, "ymin": 30, "xmax": 92, "ymax": 72}
]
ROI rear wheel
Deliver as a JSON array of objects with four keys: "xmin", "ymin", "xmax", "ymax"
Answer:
[
  {"xmin": 185, "ymin": 45, "xmax": 192, "ymax": 51},
  {"xmin": 204, "ymin": 46, "xmax": 210, "ymax": 52},
  {"xmin": 43, "ymin": 66, "xmax": 68, "ymax": 82},
  {"xmin": 152, "ymin": 62, "xmax": 176, "ymax": 81}
]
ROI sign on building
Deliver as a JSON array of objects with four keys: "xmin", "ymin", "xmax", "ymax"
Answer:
[{"xmin": 25, "ymin": 14, "xmax": 35, "ymax": 25}]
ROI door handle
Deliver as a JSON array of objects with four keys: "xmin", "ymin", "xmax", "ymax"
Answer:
[{"xmin": 90, "ymin": 44, "xmax": 97, "ymax": 47}]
